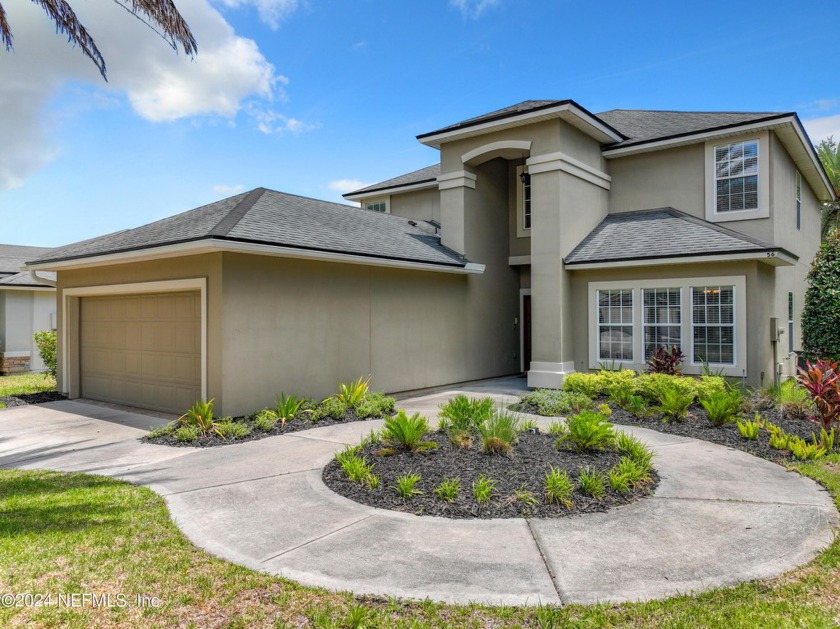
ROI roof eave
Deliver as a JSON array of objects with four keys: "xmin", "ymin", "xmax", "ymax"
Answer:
[
  {"xmin": 343, "ymin": 179, "xmax": 439, "ymax": 200},
  {"xmin": 417, "ymin": 101, "xmax": 624, "ymax": 148},
  {"xmin": 564, "ymin": 248, "xmax": 797, "ymax": 270},
  {"xmin": 26, "ymin": 238, "xmax": 482, "ymax": 275}
]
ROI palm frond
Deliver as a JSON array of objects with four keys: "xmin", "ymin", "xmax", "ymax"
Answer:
[
  {"xmin": 0, "ymin": 2, "xmax": 12, "ymax": 51},
  {"xmin": 32, "ymin": 0, "xmax": 107, "ymax": 78}
]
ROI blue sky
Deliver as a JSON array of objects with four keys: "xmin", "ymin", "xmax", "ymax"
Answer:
[{"xmin": 2, "ymin": 0, "xmax": 839, "ymax": 247}]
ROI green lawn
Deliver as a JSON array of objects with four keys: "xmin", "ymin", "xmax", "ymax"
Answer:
[
  {"xmin": 0, "ymin": 373, "xmax": 56, "ymax": 397},
  {"xmin": 1, "ymin": 459, "xmax": 839, "ymax": 628}
]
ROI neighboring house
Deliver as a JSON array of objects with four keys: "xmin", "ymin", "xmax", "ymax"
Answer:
[
  {"xmin": 25, "ymin": 100, "xmax": 834, "ymax": 415},
  {"xmin": 0, "ymin": 245, "xmax": 56, "ymax": 374}
]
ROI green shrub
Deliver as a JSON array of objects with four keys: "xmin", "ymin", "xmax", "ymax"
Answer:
[
  {"xmin": 32, "ymin": 330, "xmax": 57, "ymax": 378},
  {"xmin": 614, "ymin": 432, "xmax": 654, "ymax": 471},
  {"xmin": 600, "ymin": 369, "xmax": 638, "ymax": 396},
  {"xmin": 336, "ymin": 449, "xmax": 377, "ymax": 486},
  {"xmin": 696, "ymin": 375, "xmax": 729, "ymax": 401},
  {"xmin": 448, "ymin": 428, "xmax": 473, "ymax": 449},
  {"xmin": 434, "ymin": 478, "xmax": 461, "ymax": 502},
  {"xmin": 381, "ymin": 410, "xmax": 437, "ymax": 452},
  {"xmin": 352, "ymin": 400, "xmax": 378, "ymax": 419},
  {"xmin": 556, "ymin": 410, "xmax": 614, "ymax": 452},
  {"xmin": 655, "ymin": 383, "xmax": 695, "ymax": 422},
  {"xmin": 394, "ymin": 473, "xmax": 423, "ymax": 498},
  {"xmin": 253, "ymin": 409, "xmax": 278, "ymax": 431},
  {"xmin": 334, "ymin": 375, "xmax": 371, "ymax": 406},
  {"xmin": 214, "ymin": 419, "xmax": 251, "ymax": 441},
  {"xmin": 769, "ymin": 430, "xmax": 793, "ymax": 450},
  {"xmin": 625, "ymin": 395, "xmax": 650, "ymax": 417},
  {"xmin": 546, "ymin": 420, "xmax": 568, "ymax": 436},
  {"xmin": 317, "ymin": 397, "xmax": 348, "ymax": 420},
  {"xmin": 802, "ymin": 230, "xmax": 840, "ymax": 360},
  {"xmin": 147, "ymin": 422, "xmax": 177, "ymax": 438},
  {"xmin": 597, "ymin": 402, "xmax": 612, "ymax": 417},
  {"xmin": 637, "ymin": 373, "xmax": 698, "ymax": 402},
  {"xmin": 473, "ymin": 474, "xmax": 496, "ymax": 504},
  {"xmin": 519, "ymin": 389, "xmax": 593, "ymax": 416},
  {"xmin": 174, "ymin": 425, "xmax": 200, "ymax": 442},
  {"xmin": 577, "ymin": 466, "xmax": 606, "ymax": 499},
  {"xmin": 813, "ymin": 427, "xmax": 836, "ymax": 452},
  {"xmin": 477, "ymin": 409, "xmax": 520, "ymax": 454},
  {"xmin": 700, "ymin": 389, "xmax": 742, "ymax": 426},
  {"xmin": 736, "ymin": 417, "xmax": 761, "ymax": 440},
  {"xmin": 544, "ymin": 466, "xmax": 574, "ymax": 508},
  {"xmin": 777, "ymin": 379, "xmax": 813, "ymax": 420},
  {"xmin": 437, "ymin": 395, "xmax": 494, "ymax": 430},
  {"xmin": 562, "ymin": 373, "xmax": 603, "ymax": 397},
  {"xmin": 789, "ymin": 436, "xmax": 826, "ymax": 461},
  {"xmin": 179, "ymin": 399, "xmax": 216, "ymax": 435}
]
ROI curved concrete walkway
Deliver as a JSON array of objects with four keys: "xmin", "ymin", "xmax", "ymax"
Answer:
[{"xmin": 0, "ymin": 385, "xmax": 836, "ymax": 606}]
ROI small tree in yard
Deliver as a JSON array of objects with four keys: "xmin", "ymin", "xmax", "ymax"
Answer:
[
  {"xmin": 33, "ymin": 330, "xmax": 57, "ymax": 379},
  {"xmin": 802, "ymin": 230, "xmax": 840, "ymax": 361}
]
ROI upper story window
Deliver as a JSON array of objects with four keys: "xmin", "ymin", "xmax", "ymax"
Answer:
[
  {"xmin": 364, "ymin": 198, "xmax": 389, "ymax": 213},
  {"xmin": 796, "ymin": 171, "xmax": 802, "ymax": 230},
  {"xmin": 705, "ymin": 132, "xmax": 769, "ymax": 223},
  {"xmin": 516, "ymin": 166, "xmax": 531, "ymax": 237},
  {"xmin": 714, "ymin": 140, "xmax": 759, "ymax": 213}
]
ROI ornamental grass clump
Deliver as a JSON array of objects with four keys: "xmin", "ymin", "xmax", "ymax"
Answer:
[
  {"xmin": 381, "ymin": 410, "xmax": 437, "ymax": 453},
  {"xmin": 777, "ymin": 379, "xmax": 813, "ymax": 420},
  {"xmin": 544, "ymin": 466, "xmax": 574, "ymax": 508},
  {"xmin": 437, "ymin": 395, "xmax": 494, "ymax": 430},
  {"xmin": 556, "ymin": 410, "xmax": 614, "ymax": 452},
  {"xmin": 334, "ymin": 375, "xmax": 371, "ymax": 407},
  {"xmin": 701, "ymin": 389, "xmax": 743, "ymax": 426},
  {"xmin": 577, "ymin": 466, "xmax": 606, "ymax": 499},
  {"xmin": 612, "ymin": 456, "xmax": 652, "ymax": 486},
  {"xmin": 472, "ymin": 474, "xmax": 496, "ymax": 504},
  {"xmin": 613, "ymin": 432, "xmax": 654, "ymax": 472},
  {"xmin": 736, "ymin": 416, "xmax": 761, "ymax": 440},
  {"xmin": 433, "ymin": 478, "xmax": 461, "ymax": 502},
  {"xmin": 272, "ymin": 393, "xmax": 304, "ymax": 427},
  {"xmin": 394, "ymin": 473, "xmax": 423, "ymax": 498},
  {"xmin": 477, "ymin": 409, "xmax": 521, "ymax": 454},
  {"xmin": 336, "ymin": 447, "xmax": 378, "ymax": 487},
  {"xmin": 179, "ymin": 398, "xmax": 216, "ymax": 435}
]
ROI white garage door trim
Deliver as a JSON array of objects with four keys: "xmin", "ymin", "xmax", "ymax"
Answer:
[{"xmin": 63, "ymin": 278, "xmax": 207, "ymax": 402}]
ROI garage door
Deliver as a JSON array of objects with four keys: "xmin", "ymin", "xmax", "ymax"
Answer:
[{"xmin": 80, "ymin": 292, "xmax": 201, "ymax": 413}]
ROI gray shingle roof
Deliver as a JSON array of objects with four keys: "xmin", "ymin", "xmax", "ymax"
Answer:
[
  {"xmin": 565, "ymin": 208, "xmax": 785, "ymax": 266},
  {"xmin": 417, "ymin": 100, "xmax": 569, "ymax": 139},
  {"xmin": 597, "ymin": 110, "xmax": 787, "ymax": 149},
  {"xmin": 0, "ymin": 271, "xmax": 56, "ymax": 287},
  {"xmin": 345, "ymin": 164, "xmax": 440, "ymax": 197},
  {"xmin": 31, "ymin": 188, "xmax": 469, "ymax": 269},
  {"xmin": 0, "ymin": 244, "xmax": 53, "ymax": 275}
]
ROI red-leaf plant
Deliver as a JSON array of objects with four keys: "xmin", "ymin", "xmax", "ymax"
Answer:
[
  {"xmin": 646, "ymin": 346, "xmax": 684, "ymax": 376},
  {"xmin": 796, "ymin": 359, "xmax": 840, "ymax": 431}
]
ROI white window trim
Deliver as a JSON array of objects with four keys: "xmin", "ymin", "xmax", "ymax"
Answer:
[
  {"xmin": 363, "ymin": 197, "xmax": 390, "ymax": 214},
  {"xmin": 641, "ymin": 287, "xmax": 683, "ymax": 359},
  {"xmin": 595, "ymin": 288, "xmax": 635, "ymax": 364},
  {"xmin": 515, "ymin": 165, "xmax": 531, "ymax": 238},
  {"xmin": 588, "ymin": 276, "xmax": 747, "ymax": 377},
  {"xmin": 704, "ymin": 131, "xmax": 770, "ymax": 223}
]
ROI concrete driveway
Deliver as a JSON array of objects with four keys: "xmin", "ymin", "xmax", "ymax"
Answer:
[{"xmin": 0, "ymin": 385, "xmax": 837, "ymax": 606}]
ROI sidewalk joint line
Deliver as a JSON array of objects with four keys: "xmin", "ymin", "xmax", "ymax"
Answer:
[
  {"xmin": 525, "ymin": 518, "xmax": 567, "ymax": 605},
  {"xmin": 261, "ymin": 514, "xmax": 378, "ymax": 563},
  {"xmin": 163, "ymin": 467, "xmax": 320, "ymax": 496}
]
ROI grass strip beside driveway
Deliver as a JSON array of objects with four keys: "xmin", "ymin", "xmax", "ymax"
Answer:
[
  {"xmin": 0, "ymin": 462, "xmax": 839, "ymax": 628},
  {"xmin": 0, "ymin": 374, "xmax": 56, "ymax": 397}
]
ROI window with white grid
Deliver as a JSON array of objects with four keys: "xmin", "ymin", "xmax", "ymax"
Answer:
[
  {"xmin": 597, "ymin": 289, "xmax": 633, "ymax": 361},
  {"xmin": 714, "ymin": 140, "xmax": 759, "ymax": 213},
  {"xmin": 643, "ymin": 288, "xmax": 681, "ymax": 359},
  {"xmin": 691, "ymin": 286, "xmax": 735, "ymax": 364}
]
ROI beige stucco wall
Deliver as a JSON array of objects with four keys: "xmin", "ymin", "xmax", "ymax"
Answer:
[
  {"xmin": 55, "ymin": 254, "xmax": 223, "ymax": 406},
  {"xmin": 569, "ymin": 261, "xmax": 783, "ymax": 387},
  {"xmin": 220, "ymin": 250, "xmax": 518, "ymax": 416},
  {"xmin": 388, "ymin": 188, "xmax": 440, "ymax": 223}
]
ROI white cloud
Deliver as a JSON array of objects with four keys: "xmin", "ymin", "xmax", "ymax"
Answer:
[
  {"xmin": 328, "ymin": 179, "xmax": 371, "ymax": 194},
  {"xmin": 213, "ymin": 183, "xmax": 244, "ymax": 195},
  {"xmin": 450, "ymin": 0, "xmax": 501, "ymax": 19},
  {"xmin": 216, "ymin": 0, "xmax": 299, "ymax": 29},
  {"xmin": 0, "ymin": 0, "xmax": 310, "ymax": 190},
  {"xmin": 248, "ymin": 105, "xmax": 319, "ymax": 135},
  {"xmin": 803, "ymin": 114, "xmax": 840, "ymax": 144}
]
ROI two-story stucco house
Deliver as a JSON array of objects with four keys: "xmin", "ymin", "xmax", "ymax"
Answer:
[{"xmin": 25, "ymin": 100, "xmax": 834, "ymax": 415}]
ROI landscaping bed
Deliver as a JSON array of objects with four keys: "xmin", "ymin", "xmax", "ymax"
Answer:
[
  {"xmin": 322, "ymin": 427, "xmax": 658, "ymax": 519},
  {"xmin": 0, "ymin": 390, "xmax": 66, "ymax": 408},
  {"xmin": 144, "ymin": 407, "xmax": 387, "ymax": 448}
]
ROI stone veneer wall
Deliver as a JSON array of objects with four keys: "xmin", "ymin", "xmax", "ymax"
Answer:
[{"xmin": 0, "ymin": 353, "xmax": 31, "ymax": 374}]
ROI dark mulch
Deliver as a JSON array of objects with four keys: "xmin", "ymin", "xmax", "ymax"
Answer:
[
  {"xmin": 143, "ymin": 409, "xmax": 387, "ymax": 448},
  {"xmin": 607, "ymin": 402, "xmax": 823, "ymax": 463},
  {"xmin": 322, "ymin": 429, "xmax": 658, "ymax": 519},
  {"xmin": 0, "ymin": 391, "xmax": 67, "ymax": 407}
]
